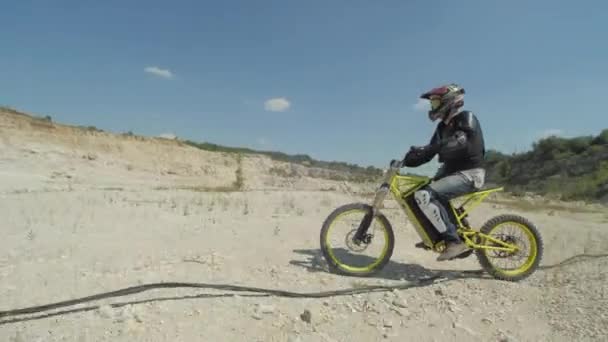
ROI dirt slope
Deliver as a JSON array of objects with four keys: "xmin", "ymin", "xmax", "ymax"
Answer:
[{"xmin": 1, "ymin": 108, "xmax": 607, "ymax": 341}]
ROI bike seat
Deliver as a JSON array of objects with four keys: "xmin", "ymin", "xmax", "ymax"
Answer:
[{"xmin": 452, "ymin": 186, "xmax": 504, "ymax": 202}]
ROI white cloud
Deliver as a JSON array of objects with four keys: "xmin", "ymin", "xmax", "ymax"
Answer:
[
  {"xmin": 257, "ymin": 137, "xmax": 270, "ymax": 147},
  {"xmin": 538, "ymin": 128, "xmax": 563, "ymax": 139},
  {"xmin": 144, "ymin": 66, "xmax": 174, "ymax": 79},
  {"xmin": 413, "ymin": 98, "xmax": 429, "ymax": 112},
  {"xmin": 264, "ymin": 97, "xmax": 291, "ymax": 112},
  {"xmin": 159, "ymin": 132, "xmax": 177, "ymax": 140}
]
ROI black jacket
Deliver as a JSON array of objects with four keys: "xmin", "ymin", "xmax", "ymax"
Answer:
[{"xmin": 403, "ymin": 111, "xmax": 486, "ymax": 175}]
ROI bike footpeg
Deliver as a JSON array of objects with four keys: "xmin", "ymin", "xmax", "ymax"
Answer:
[{"xmin": 414, "ymin": 242, "xmax": 431, "ymax": 250}]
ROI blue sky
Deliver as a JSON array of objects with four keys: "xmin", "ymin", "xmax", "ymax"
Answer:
[{"xmin": 1, "ymin": 1, "xmax": 607, "ymax": 173}]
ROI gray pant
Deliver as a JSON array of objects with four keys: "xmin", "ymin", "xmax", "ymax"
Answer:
[{"xmin": 427, "ymin": 172, "xmax": 477, "ymax": 243}]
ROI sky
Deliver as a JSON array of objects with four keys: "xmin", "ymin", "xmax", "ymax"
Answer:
[{"xmin": 1, "ymin": 0, "xmax": 607, "ymax": 174}]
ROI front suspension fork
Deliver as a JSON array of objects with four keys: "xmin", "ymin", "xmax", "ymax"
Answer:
[{"xmin": 353, "ymin": 183, "xmax": 390, "ymax": 242}]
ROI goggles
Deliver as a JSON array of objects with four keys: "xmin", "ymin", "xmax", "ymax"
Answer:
[{"xmin": 430, "ymin": 97, "xmax": 442, "ymax": 110}]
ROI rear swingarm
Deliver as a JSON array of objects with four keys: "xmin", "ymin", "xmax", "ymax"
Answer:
[{"xmin": 461, "ymin": 230, "xmax": 519, "ymax": 252}]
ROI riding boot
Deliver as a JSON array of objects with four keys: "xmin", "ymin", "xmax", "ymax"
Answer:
[{"xmin": 437, "ymin": 241, "xmax": 470, "ymax": 261}]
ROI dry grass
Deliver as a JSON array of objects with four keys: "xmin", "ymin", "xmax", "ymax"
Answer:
[
  {"xmin": 218, "ymin": 195, "xmax": 230, "ymax": 211},
  {"xmin": 27, "ymin": 230, "xmax": 35, "ymax": 241},
  {"xmin": 241, "ymin": 198, "xmax": 250, "ymax": 215},
  {"xmin": 101, "ymin": 187, "xmax": 125, "ymax": 191},
  {"xmin": 486, "ymin": 197, "xmax": 604, "ymax": 214},
  {"xmin": 284, "ymin": 195, "xmax": 296, "ymax": 210},
  {"xmin": 155, "ymin": 185, "xmax": 240, "ymax": 192},
  {"xmin": 268, "ymin": 165, "xmax": 297, "ymax": 178},
  {"xmin": 154, "ymin": 153, "xmax": 245, "ymax": 194}
]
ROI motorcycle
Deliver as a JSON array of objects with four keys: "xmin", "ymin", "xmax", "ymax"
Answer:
[{"xmin": 319, "ymin": 160, "xmax": 543, "ymax": 282}]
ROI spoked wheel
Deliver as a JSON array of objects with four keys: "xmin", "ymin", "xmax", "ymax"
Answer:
[
  {"xmin": 476, "ymin": 214, "xmax": 543, "ymax": 281},
  {"xmin": 320, "ymin": 203, "xmax": 395, "ymax": 277}
]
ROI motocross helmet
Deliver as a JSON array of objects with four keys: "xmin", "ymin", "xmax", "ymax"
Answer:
[{"xmin": 420, "ymin": 83, "xmax": 465, "ymax": 122}]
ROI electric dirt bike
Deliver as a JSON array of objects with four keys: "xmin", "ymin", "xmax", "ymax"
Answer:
[{"xmin": 319, "ymin": 160, "xmax": 543, "ymax": 282}]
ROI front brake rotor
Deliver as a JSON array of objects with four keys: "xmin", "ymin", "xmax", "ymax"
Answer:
[{"xmin": 346, "ymin": 229, "xmax": 372, "ymax": 252}]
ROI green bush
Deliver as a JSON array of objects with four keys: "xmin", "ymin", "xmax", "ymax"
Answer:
[
  {"xmin": 592, "ymin": 129, "xmax": 608, "ymax": 145},
  {"xmin": 486, "ymin": 128, "xmax": 608, "ymax": 202}
]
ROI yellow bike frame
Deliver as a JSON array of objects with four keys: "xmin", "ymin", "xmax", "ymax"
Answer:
[{"xmin": 372, "ymin": 166, "xmax": 519, "ymax": 254}]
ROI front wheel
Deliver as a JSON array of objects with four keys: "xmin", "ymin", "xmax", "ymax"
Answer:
[
  {"xmin": 475, "ymin": 214, "xmax": 543, "ymax": 282},
  {"xmin": 320, "ymin": 203, "xmax": 395, "ymax": 277}
]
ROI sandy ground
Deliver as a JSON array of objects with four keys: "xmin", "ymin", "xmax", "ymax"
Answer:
[{"xmin": 1, "ymin": 109, "xmax": 608, "ymax": 341}]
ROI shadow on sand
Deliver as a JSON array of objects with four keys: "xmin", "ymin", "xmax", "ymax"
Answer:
[{"xmin": 289, "ymin": 248, "xmax": 488, "ymax": 282}]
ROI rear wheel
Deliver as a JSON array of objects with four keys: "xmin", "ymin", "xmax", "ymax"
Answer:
[
  {"xmin": 320, "ymin": 203, "xmax": 395, "ymax": 277},
  {"xmin": 475, "ymin": 214, "xmax": 543, "ymax": 281}
]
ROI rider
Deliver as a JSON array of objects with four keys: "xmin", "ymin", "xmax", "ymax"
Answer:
[{"xmin": 400, "ymin": 83, "xmax": 486, "ymax": 261}]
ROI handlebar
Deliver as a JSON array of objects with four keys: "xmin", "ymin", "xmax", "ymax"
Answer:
[{"xmin": 390, "ymin": 159, "xmax": 404, "ymax": 169}]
